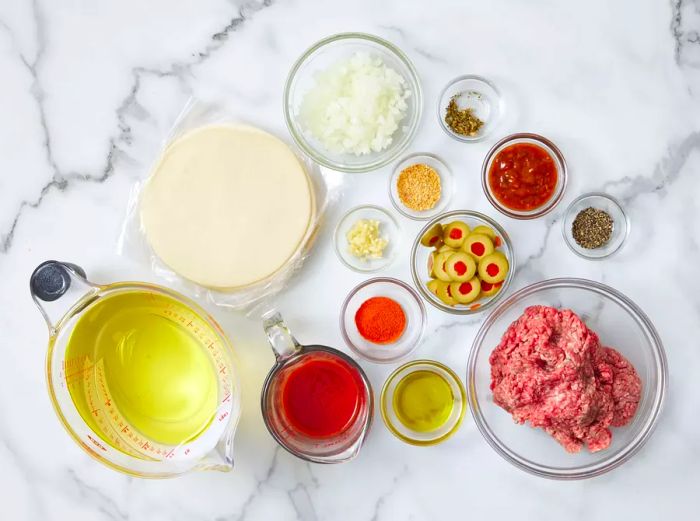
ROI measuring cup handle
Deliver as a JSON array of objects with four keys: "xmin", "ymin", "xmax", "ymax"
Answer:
[
  {"xmin": 262, "ymin": 311, "xmax": 302, "ymax": 361},
  {"xmin": 29, "ymin": 261, "xmax": 94, "ymax": 332}
]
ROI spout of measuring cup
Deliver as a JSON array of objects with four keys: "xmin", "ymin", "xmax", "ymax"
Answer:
[
  {"xmin": 334, "ymin": 422, "xmax": 372, "ymax": 464},
  {"xmin": 29, "ymin": 261, "xmax": 97, "ymax": 334},
  {"xmin": 196, "ymin": 420, "xmax": 237, "ymax": 473}
]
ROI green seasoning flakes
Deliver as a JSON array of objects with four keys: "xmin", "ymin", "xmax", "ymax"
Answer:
[
  {"xmin": 572, "ymin": 207, "xmax": 614, "ymax": 249},
  {"xmin": 444, "ymin": 93, "xmax": 484, "ymax": 137}
]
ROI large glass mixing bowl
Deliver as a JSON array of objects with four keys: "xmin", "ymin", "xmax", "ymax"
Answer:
[{"xmin": 467, "ymin": 278, "xmax": 667, "ymax": 479}]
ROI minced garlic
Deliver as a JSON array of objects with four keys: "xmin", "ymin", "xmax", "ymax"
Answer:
[{"xmin": 346, "ymin": 219, "xmax": 388, "ymax": 260}]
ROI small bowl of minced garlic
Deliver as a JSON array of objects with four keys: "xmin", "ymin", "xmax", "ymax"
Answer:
[{"xmin": 334, "ymin": 205, "xmax": 401, "ymax": 272}]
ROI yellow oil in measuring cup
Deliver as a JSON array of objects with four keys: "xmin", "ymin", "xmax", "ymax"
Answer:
[{"xmin": 63, "ymin": 289, "xmax": 232, "ymax": 459}]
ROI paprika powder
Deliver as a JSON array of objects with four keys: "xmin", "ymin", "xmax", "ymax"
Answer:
[{"xmin": 354, "ymin": 296, "xmax": 406, "ymax": 344}]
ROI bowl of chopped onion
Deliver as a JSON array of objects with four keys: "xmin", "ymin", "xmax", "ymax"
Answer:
[{"xmin": 284, "ymin": 33, "xmax": 423, "ymax": 173}]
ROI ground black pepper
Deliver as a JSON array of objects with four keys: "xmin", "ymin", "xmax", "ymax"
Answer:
[{"xmin": 571, "ymin": 207, "xmax": 613, "ymax": 249}]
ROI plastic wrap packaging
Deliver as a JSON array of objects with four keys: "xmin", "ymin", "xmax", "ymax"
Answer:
[{"xmin": 118, "ymin": 99, "xmax": 343, "ymax": 316}]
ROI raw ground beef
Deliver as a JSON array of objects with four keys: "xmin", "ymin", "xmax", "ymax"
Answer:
[{"xmin": 489, "ymin": 305, "xmax": 642, "ymax": 453}]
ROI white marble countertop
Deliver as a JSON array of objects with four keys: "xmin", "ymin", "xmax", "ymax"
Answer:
[{"xmin": 2, "ymin": 0, "xmax": 700, "ymax": 519}]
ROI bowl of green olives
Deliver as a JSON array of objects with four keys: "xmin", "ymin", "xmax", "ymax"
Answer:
[{"xmin": 410, "ymin": 210, "xmax": 515, "ymax": 315}]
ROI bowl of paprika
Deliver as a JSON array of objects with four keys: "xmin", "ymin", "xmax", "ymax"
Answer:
[{"xmin": 340, "ymin": 277, "xmax": 426, "ymax": 363}]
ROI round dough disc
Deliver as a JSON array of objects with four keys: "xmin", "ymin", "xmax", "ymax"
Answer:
[{"xmin": 141, "ymin": 124, "xmax": 314, "ymax": 289}]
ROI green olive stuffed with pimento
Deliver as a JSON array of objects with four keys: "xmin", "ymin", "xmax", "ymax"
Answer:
[{"xmin": 423, "ymin": 221, "xmax": 509, "ymax": 308}]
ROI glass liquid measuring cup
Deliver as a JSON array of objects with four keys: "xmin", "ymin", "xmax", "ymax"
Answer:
[
  {"xmin": 30, "ymin": 261, "xmax": 241, "ymax": 478},
  {"xmin": 261, "ymin": 312, "xmax": 373, "ymax": 463}
]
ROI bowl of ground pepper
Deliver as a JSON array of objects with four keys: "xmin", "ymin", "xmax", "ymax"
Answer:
[
  {"xmin": 389, "ymin": 153, "xmax": 454, "ymax": 220},
  {"xmin": 437, "ymin": 75, "xmax": 503, "ymax": 142},
  {"xmin": 562, "ymin": 193, "xmax": 629, "ymax": 260},
  {"xmin": 340, "ymin": 277, "xmax": 426, "ymax": 363}
]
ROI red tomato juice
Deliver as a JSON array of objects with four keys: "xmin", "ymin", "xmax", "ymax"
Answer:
[{"xmin": 279, "ymin": 353, "xmax": 366, "ymax": 438}]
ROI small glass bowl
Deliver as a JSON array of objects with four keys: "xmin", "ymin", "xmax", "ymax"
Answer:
[
  {"xmin": 468, "ymin": 278, "xmax": 667, "ymax": 479},
  {"xmin": 410, "ymin": 210, "xmax": 515, "ymax": 315},
  {"xmin": 340, "ymin": 278, "xmax": 426, "ymax": 363},
  {"xmin": 284, "ymin": 32, "xmax": 423, "ymax": 173},
  {"xmin": 482, "ymin": 133, "xmax": 568, "ymax": 219},
  {"xmin": 381, "ymin": 360, "xmax": 466, "ymax": 446},
  {"xmin": 437, "ymin": 75, "xmax": 503, "ymax": 142},
  {"xmin": 334, "ymin": 205, "xmax": 400, "ymax": 273},
  {"xmin": 389, "ymin": 153, "xmax": 454, "ymax": 220},
  {"xmin": 562, "ymin": 193, "xmax": 629, "ymax": 260}
]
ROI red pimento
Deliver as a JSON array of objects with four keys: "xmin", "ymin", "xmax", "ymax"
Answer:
[
  {"xmin": 486, "ymin": 263, "xmax": 500, "ymax": 277},
  {"xmin": 489, "ymin": 142, "xmax": 558, "ymax": 211},
  {"xmin": 471, "ymin": 242, "xmax": 485, "ymax": 256},
  {"xmin": 449, "ymin": 228, "xmax": 463, "ymax": 240},
  {"xmin": 454, "ymin": 261, "xmax": 467, "ymax": 276}
]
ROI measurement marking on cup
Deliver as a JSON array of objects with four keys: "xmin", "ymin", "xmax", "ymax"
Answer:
[
  {"xmin": 63, "ymin": 362, "xmax": 95, "ymax": 383},
  {"xmin": 86, "ymin": 434, "xmax": 107, "ymax": 452}
]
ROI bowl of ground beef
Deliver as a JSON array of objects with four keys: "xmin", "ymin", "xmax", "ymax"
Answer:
[{"xmin": 467, "ymin": 278, "xmax": 667, "ymax": 479}]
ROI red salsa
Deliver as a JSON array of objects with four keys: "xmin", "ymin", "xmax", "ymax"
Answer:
[
  {"xmin": 488, "ymin": 143, "xmax": 558, "ymax": 211},
  {"xmin": 279, "ymin": 352, "xmax": 365, "ymax": 438}
]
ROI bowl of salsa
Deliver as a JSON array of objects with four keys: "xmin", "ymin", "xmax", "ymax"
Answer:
[{"xmin": 481, "ymin": 133, "xmax": 567, "ymax": 219}]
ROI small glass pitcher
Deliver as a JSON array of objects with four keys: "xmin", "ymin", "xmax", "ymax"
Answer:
[
  {"xmin": 30, "ymin": 261, "xmax": 241, "ymax": 478},
  {"xmin": 261, "ymin": 312, "xmax": 373, "ymax": 463}
]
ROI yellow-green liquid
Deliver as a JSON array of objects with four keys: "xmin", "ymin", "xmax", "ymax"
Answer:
[
  {"xmin": 393, "ymin": 370, "xmax": 454, "ymax": 433},
  {"xmin": 65, "ymin": 290, "xmax": 219, "ymax": 450}
]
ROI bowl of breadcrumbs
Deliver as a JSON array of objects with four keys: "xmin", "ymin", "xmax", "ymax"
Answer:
[{"xmin": 389, "ymin": 153, "xmax": 454, "ymax": 220}]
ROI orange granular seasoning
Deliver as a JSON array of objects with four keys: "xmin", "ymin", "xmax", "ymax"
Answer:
[
  {"xmin": 354, "ymin": 296, "xmax": 407, "ymax": 344},
  {"xmin": 397, "ymin": 163, "xmax": 441, "ymax": 211}
]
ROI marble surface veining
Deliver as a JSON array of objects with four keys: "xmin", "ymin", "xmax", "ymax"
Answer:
[{"xmin": 1, "ymin": 0, "xmax": 700, "ymax": 519}]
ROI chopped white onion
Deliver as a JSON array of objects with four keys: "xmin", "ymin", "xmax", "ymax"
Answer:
[{"xmin": 298, "ymin": 52, "xmax": 411, "ymax": 156}]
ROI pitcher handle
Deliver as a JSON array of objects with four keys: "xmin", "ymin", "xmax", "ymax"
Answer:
[
  {"xmin": 30, "ymin": 261, "xmax": 96, "ymax": 333},
  {"xmin": 262, "ymin": 311, "xmax": 302, "ymax": 361}
]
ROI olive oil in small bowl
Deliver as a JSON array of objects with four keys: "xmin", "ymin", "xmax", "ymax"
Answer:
[{"xmin": 380, "ymin": 360, "xmax": 466, "ymax": 446}]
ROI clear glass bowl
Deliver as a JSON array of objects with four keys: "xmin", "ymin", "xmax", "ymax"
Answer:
[
  {"xmin": 562, "ymin": 193, "xmax": 630, "ymax": 260},
  {"xmin": 389, "ymin": 153, "xmax": 454, "ymax": 220},
  {"xmin": 437, "ymin": 75, "xmax": 503, "ymax": 142},
  {"xmin": 482, "ymin": 133, "xmax": 568, "ymax": 219},
  {"xmin": 467, "ymin": 278, "xmax": 667, "ymax": 479},
  {"xmin": 284, "ymin": 32, "xmax": 423, "ymax": 173},
  {"xmin": 340, "ymin": 278, "xmax": 426, "ymax": 363},
  {"xmin": 334, "ymin": 205, "xmax": 400, "ymax": 273},
  {"xmin": 410, "ymin": 210, "xmax": 515, "ymax": 315},
  {"xmin": 381, "ymin": 360, "xmax": 466, "ymax": 446}
]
